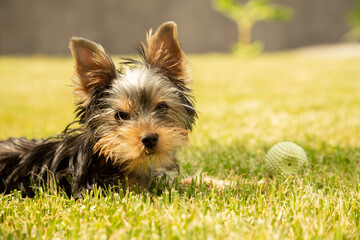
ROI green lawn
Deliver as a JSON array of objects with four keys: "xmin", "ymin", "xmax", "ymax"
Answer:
[{"xmin": 1, "ymin": 51, "xmax": 360, "ymax": 239}]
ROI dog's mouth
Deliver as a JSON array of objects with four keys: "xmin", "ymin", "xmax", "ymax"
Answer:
[{"xmin": 144, "ymin": 148, "xmax": 157, "ymax": 155}]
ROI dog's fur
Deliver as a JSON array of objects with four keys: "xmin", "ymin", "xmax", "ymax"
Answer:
[{"xmin": 0, "ymin": 22, "xmax": 197, "ymax": 197}]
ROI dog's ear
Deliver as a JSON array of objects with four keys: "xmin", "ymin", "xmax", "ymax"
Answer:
[
  {"xmin": 143, "ymin": 22, "xmax": 189, "ymax": 83},
  {"xmin": 70, "ymin": 37, "xmax": 117, "ymax": 105}
]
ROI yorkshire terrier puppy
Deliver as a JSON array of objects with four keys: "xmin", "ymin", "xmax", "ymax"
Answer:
[{"xmin": 0, "ymin": 22, "xmax": 197, "ymax": 197}]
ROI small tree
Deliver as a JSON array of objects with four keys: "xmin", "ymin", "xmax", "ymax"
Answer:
[{"xmin": 213, "ymin": 0, "xmax": 292, "ymax": 55}]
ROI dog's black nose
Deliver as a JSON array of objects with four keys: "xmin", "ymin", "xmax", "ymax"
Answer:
[{"xmin": 141, "ymin": 133, "xmax": 158, "ymax": 149}]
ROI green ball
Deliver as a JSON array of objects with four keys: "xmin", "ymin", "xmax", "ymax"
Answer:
[{"xmin": 265, "ymin": 142, "xmax": 307, "ymax": 176}]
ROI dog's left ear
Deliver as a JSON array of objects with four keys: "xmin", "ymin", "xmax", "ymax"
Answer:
[
  {"xmin": 143, "ymin": 22, "xmax": 189, "ymax": 83},
  {"xmin": 70, "ymin": 37, "xmax": 117, "ymax": 105}
]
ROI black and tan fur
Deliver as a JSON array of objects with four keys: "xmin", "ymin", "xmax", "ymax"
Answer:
[{"xmin": 0, "ymin": 22, "xmax": 197, "ymax": 197}]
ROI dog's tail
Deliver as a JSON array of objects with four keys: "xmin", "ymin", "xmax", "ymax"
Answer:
[{"xmin": 0, "ymin": 138, "xmax": 43, "ymax": 194}]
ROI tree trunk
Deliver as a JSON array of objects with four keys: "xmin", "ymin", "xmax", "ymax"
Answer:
[{"xmin": 238, "ymin": 24, "xmax": 252, "ymax": 45}]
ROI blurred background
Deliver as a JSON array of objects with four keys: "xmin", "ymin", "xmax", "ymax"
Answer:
[{"xmin": 0, "ymin": 0, "xmax": 357, "ymax": 55}]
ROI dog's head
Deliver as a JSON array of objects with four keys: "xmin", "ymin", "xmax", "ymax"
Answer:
[{"xmin": 69, "ymin": 22, "xmax": 197, "ymax": 175}]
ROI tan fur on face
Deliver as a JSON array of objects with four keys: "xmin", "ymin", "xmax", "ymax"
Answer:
[
  {"xmin": 93, "ymin": 120, "xmax": 189, "ymax": 174},
  {"xmin": 109, "ymin": 97, "xmax": 133, "ymax": 115}
]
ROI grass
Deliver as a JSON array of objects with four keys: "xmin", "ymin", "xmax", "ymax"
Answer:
[{"xmin": 1, "ymin": 50, "xmax": 360, "ymax": 239}]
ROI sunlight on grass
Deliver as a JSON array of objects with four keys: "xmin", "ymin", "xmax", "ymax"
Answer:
[{"xmin": 1, "ymin": 51, "xmax": 360, "ymax": 239}]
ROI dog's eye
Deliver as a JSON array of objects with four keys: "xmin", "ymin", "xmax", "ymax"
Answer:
[
  {"xmin": 115, "ymin": 111, "xmax": 130, "ymax": 121},
  {"xmin": 156, "ymin": 103, "xmax": 169, "ymax": 111}
]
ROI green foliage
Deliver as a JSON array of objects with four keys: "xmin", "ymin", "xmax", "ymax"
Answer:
[
  {"xmin": 231, "ymin": 41, "xmax": 263, "ymax": 57},
  {"xmin": 345, "ymin": 0, "xmax": 360, "ymax": 41},
  {"xmin": 1, "ymin": 52, "xmax": 360, "ymax": 239},
  {"xmin": 347, "ymin": 0, "xmax": 360, "ymax": 28},
  {"xmin": 213, "ymin": 0, "xmax": 292, "ymax": 29},
  {"xmin": 213, "ymin": 0, "xmax": 292, "ymax": 56}
]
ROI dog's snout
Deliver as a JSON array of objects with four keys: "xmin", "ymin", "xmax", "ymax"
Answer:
[{"xmin": 141, "ymin": 133, "xmax": 158, "ymax": 149}]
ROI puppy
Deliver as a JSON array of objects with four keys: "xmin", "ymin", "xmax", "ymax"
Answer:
[{"xmin": 0, "ymin": 22, "xmax": 197, "ymax": 197}]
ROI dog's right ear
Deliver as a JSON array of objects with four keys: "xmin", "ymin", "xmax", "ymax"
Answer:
[{"xmin": 70, "ymin": 37, "xmax": 117, "ymax": 105}]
